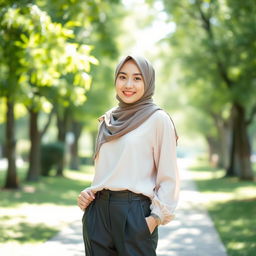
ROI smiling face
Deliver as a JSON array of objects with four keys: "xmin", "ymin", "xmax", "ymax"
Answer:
[{"xmin": 115, "ymin": 59, "xmax": 145, "ymax": 104}]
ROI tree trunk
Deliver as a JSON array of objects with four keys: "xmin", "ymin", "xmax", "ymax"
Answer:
[
  {"xmin": 0, "ymin": 143, "xmax": 6, "ymax": 158},
  {"xmin": 218, "ymin": 123, "xmax": 232, "ymax": 169},
  {"xmin": 56, "ymin": 109, "xmax": 69, "ymax": 176},
  {"xmin": 205, "ymin": 136, "xmax": 219, "ymax": 167},
  {"xmin": 26, "ymin": 110, "xmax": 41, "ymax": 181},
  {"xmin": 4, "ymin": 98, "xmax": 19, "ymax": 189},
  {"xmin": 226, "ymin": 103, "xmax": 253, "ymax": 180},
  {"xmin": 69, "ymin": 121, "xmax": 83, "ymax": 170},
  {"xmin": 212, "ymin": 115, "xmax": 232, "ymax": 169}
]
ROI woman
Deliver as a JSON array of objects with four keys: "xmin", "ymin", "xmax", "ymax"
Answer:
[{"xmin": 77, "ymin": 55, "xmax": 179, "ymax": 256}]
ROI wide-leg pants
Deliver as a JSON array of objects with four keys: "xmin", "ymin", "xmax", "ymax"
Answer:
[{"xmin": 82, "ymin": 189, "xmax": 158, "ymax": 256}]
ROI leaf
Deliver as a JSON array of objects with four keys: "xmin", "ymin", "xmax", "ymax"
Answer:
[{"xmin": 65, "ymin": 20, "xmax": 81, "ymax": 28}]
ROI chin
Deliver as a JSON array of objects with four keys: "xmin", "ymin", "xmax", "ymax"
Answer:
[{"xmin": 122, "ymin": 98, "xmax": 137, "ymax": 104}]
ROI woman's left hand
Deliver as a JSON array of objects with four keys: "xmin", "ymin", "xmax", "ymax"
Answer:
[{"xmin": 145, "ymin": 216, "xmax": 158, "ymax": 234}]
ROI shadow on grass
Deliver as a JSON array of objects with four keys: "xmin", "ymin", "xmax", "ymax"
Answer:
[
  {"xmin": 189, "ymin": 164, "xmax": 256, "ymax": 256},
  {"xmin": 189, "ymin": 165, "xmax": 220, "ymax": 172},
  {"xmin": 0, "ymin": 216, "xmax": 59, "ymax": 243},
  {"xmin": 190, "ymin": 166, "xmax": 255, "ymax": 193},
  {"xmin": 208, "ymin": 199, "xmax": 256, "ymax": 256},
  {"xmin": 195, "ymin": 177, "xmax": 255, "ymax": 193},
  {"xmin": 0, "ymin": 169, "xmax": 92, "ymax": 207}
]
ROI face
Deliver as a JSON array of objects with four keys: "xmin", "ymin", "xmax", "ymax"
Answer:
[{"xmin": 115, "ymin": 59, "xmax": 145, "ymax": 104}]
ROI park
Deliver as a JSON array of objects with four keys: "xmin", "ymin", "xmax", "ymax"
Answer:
[{"xmin": 0, "ymin": 0, "xmax": 256, "ymax": 255}]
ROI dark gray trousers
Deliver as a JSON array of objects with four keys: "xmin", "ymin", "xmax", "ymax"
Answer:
[{"xmin": 82, "ymin": 189, "xmax": 158, "ymax": 256}]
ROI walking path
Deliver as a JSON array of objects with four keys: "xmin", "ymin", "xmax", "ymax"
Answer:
[{"xmin": 38, "ymin": 158, "xmax": 227, "ymax": 256}]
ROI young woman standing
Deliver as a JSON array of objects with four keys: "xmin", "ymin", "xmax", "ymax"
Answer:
[{"xmin": 77, "ymin": 55, "xmax": 179, "ymax": 256}]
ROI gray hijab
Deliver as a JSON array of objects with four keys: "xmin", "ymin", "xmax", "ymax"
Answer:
[{"xmin": 94, "ymin": 55, "xmax": 176, "ymax": 159}]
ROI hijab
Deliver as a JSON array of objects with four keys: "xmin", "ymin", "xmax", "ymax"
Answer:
[{"xmin": 94, "ymin": 55, "xmax": 177, "ymax": 159}]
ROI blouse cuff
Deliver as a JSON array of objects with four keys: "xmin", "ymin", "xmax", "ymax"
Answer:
[{"xmin": 150, "ymin": 197, "xmax": 176, "ymax": 225}]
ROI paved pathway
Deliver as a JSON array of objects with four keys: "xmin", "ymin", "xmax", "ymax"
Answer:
[{"xmin": 37, "ymin": 158, "xmax": 227, "ymax": 256}]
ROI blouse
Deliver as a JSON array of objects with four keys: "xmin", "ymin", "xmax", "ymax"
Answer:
[{"xmin": 83, "ymin": 110, "xmax": 180, "ymax": 225}]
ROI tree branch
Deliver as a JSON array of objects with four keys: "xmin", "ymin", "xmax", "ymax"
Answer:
[
  {"xmin": 195, "ymin": 0, "xmax": 234, "ymax": 88},
  {"xmin": 175, "ymin": 2, "xmax": 200, "ymax": 20}
]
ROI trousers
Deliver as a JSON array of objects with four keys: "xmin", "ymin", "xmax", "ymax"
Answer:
[{"xmin": 82, "ymin": 189, "xmax": 158, "ymax": 256}]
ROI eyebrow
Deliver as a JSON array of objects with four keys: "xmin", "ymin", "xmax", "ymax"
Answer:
[{"xmin": 118, "ymin": 71, "xmax": 142, "ymax": 76}]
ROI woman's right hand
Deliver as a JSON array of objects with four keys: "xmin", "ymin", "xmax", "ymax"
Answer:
[{"xmin": 77, "ymin": 189, "xmax": 95, "ymax": 211}]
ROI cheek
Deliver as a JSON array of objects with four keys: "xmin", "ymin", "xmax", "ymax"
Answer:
[
  {"xmin": 115, "ymin": 83, "xmax": 121, "ymax": 93},
  {"xmin": 115, "ymin": 80, "xmax": 124, "ymax": 91},
  {"xmin": 138, "ymin": 83, "xmax": 145, "ymax": 96}
]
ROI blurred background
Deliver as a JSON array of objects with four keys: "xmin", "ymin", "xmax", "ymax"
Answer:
[{"xmin": 0, "ymin": 0, "xmax": 255, "ymax": 255}]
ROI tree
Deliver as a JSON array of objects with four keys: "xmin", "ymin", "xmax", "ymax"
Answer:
[
  {"xmin": 39, "ymin": 0, "xmax": 122, "ymax": 171},
  {"xmin": 0, "ymin": 1, "xmax": 30, "ymax": 188},
  {"xmin": 160, "ymin": 0, "xmax": 256, "ymax": 179},
  {"xmin": 0, "ymin": 2, "xmax": 97, "ymax": 184}
]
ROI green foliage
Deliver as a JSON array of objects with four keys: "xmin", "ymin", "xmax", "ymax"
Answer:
[
  {"xmin": 161, "ymin": 0, "xmax": 256, "ymax": 128},
  {"xmin": 0, "ymin": 2, "xmax": 97, "ymax": 111},
  {"xmin": 0, "ymin": 0, "xmax": 123, "ymax": 120},
  {"xmin": 0, "ymin": 0, "xmax": 124, "ymax": 186},
  {"xmin": 166, "ymin": 1, "xmax": 256, "ymax": 108},
  {"xmin": 38, "ymin": 0, "xmax": 121, "ymax": 59},
  {"xmin": 35, "ymin": 0, "xmax": 123, "ymax": 129},
  {"xmin": 41, "ymin": 142, "xmax": 64, "ymax": 176}
]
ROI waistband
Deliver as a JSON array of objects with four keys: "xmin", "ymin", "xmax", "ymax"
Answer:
[{"xmin": 96, "ymin": 189, "xmax": 151, "ymax": 202}]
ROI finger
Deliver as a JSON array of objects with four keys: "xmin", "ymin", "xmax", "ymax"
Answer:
[
  {"xmin": 78, "ymin": 197, "xmax": 91, "ymax": 207},
  {"xmin": 80, "ymin": 191, "xmax": 92, "ymax": 200},
  {"xmin": 88, "ymin": 191, "xmax": 95, "ymax": 199},
  {"xmin": 78, "ymin": 200, "xmax": 88, "ymax": 209},
  {"xmin": 81, "ymin": 190, "xmax": 95, "ymax": 201},
  {"xmin": 85, "ymin": 190, "xmax": 95, "ymax": 200},
  {"xmin": 78, "ymin": 194, "xmax": 89, "ymax": 203},
  {"xmin": 78, "ymin": 193, "xmax": 91, "ymax": 204}
]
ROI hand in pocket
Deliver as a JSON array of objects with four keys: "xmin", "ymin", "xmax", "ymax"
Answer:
[{"xmin": 145, "ymin": 216, "xmax": 158, "ymax": 234}]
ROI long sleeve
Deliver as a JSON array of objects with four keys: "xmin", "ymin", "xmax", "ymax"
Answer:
[{"xmin": 150, "ymin": 111, "xmax": 180, "ymax": 225}]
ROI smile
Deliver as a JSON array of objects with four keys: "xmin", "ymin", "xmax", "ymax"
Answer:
[{"xmin": 123, "ymin": 91, "xmax": 136, "ymax": 97}]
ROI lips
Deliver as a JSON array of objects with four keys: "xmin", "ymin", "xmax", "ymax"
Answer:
[{"xmin": 123, "ymin": 91, "xmax": 136, "ymax": 97}]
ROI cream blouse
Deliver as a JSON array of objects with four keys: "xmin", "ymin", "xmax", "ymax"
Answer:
[{"xmin": 84, "ymin": 110, "xmax": 180, "ymax": 225}]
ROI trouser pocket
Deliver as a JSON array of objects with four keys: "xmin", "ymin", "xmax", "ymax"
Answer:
[
  {"xmin": 139, "ymin": 199, "xmax": 158, "ymax": 249},
  {"xmin": 123, "ymin": 199, "xmax": 158, "ymax": 254},
  {"xmin": 139, "ymin": 199, "xmax": 152, "ymax": 236}
]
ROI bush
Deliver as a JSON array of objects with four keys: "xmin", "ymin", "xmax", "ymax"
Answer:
[
  {"xmin": 41, "ymin": 142, "xmax": 64, "ymax": 176},
  {"xmin": 80, "ymin": 156, "xmax": 93, "ymax": 165}
]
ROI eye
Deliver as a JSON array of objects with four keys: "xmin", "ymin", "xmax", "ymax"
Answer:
[
  {"xmin": 134, "ymin": 76, "xmax": 142, "ymax": 81},
  {"xmin": 118, "ymin": 75, "xmax": 126, "ymax": 80}
]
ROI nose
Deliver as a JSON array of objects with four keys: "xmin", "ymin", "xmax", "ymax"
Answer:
[{"xmin": 125, "ymin": 78, "xmax": 133, "ymax": 88}]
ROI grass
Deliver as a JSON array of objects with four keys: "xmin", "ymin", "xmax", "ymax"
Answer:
[
  {"xmin": 0, "ymin": 216, "xmax": 58, "ymax": 243},
  {"xmin": 189, "ymin": 161, "xmax": 256, "ymax": 256},
  {"xmin": 0, "ymin": 165, "xmax": 94, "ymax": 245},
  {"xmin": 1, "ymin": 160, "xmax": 255, "ymax": 255}
]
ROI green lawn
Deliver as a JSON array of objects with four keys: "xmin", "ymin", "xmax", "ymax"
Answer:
[
  {"xmin": 0, "ymin": 165, "xmax": 93, "ymax": 245},
  {"xmin": 189, "ymin": 162, "xmax": 256, "ymax": 256}
]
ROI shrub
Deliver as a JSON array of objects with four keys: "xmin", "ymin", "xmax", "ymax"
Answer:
[{"xmin": 41, "ymin": 142, "xmax": 64, "ymax": 176}]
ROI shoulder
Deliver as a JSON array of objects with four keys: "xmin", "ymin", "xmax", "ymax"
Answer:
[
  {"xmin": 152, "ymin": 109, "xmax": 170, "ymax": 120},
  {"xmin": 151, "ymin": 110, "xmax": 175, "ymax": 129}
]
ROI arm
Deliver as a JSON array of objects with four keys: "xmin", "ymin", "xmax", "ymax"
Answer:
[{"xmin": 150, "ymin": 111, "xmax": 180, "ymax": 225}]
